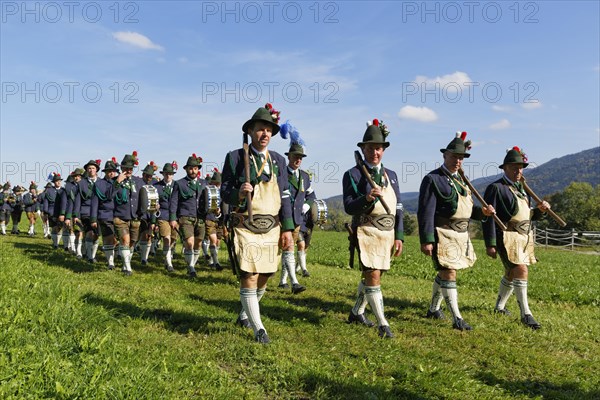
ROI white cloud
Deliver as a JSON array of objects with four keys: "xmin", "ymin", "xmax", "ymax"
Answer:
[
  {"xmin": 398, "ymin": 105, "xmax": 438, "ymax": 122},
  {"xmin": 489, "ymin": 119, "xmax": 511, "ymax": 130},
  {"xmin": 521, "ymin": 101, "xmax": 542, "ymax": 110},
  {"xmin": 492, "ymin": 105, "xmax": 512, "ymax": 112},
  {"xmin": 113, "ymin": 31, "xmax": 164, "ymax": 51},
  {"xmin": 414, "ymin": 71, "xmax": 473, "ymax": 91}
]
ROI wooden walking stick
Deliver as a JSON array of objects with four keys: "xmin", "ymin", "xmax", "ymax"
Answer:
[
  {"xmin": 457, "ymin": 168, "xmax": 507, "ymax": 231},
  {"xmin": 354, "ymin": 150, "xmax": 391, "ymax": 215},
  {"xmin": 243, "ymin": 132, "xmax": 253, "ymax": 223},
  {"xmin": 520, "ymin": 177, "xmax": 567, "ymax": 227}
]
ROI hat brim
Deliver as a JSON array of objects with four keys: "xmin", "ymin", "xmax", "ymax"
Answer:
[
  {"xmin": 285, "ymin": 152, "xmax": 307, "ymax": 157},
  {"xmin": 242, "ymin": 118, "xmax": 280, "ymax": 135},
  {"xmin": 84, "ymin": 163, "xmax": 99, "ymax": 170},
  {"xmin": 357, "ymin": 141, "xmax": 390, "ymax": 148},
  {"xmin": 499, "ymin": 162, "xmax": 529, "ymax": 169},
  {"xmin": 440, "ymin": 149, "xmax": 471, "ymax": 158}
]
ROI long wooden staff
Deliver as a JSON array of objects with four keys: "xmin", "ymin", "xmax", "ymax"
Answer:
[
  {"xmin": 243, "ymin": 133, "xmax": 253, "ymax": 223},
  {"xmin": 520, "ymin": 177, "xmax": 567, "ymax": 227},
  {"xmin": 457, "ymin": 168, "xmax": 507, "ymax": 231},
  {"xmin": 354, "ymin": 150, "xmax": 391, "ymax": 214}
]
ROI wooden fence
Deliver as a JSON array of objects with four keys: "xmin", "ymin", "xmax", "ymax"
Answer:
[{"xmin": 533, "ymin": 227, "xmax": 600, "ymax": 251}]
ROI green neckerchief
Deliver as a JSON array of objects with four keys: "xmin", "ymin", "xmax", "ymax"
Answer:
[
  {"xmin": 80, "ymin": 179, "xmax": 94, "ymax": 200},
  {"xmin": 179, "ymin": 177, "xmax": 200, "ymax": 200},
  {"xmin": 161, "ymin": 181, "xmax": 173, "ymax": 200}
]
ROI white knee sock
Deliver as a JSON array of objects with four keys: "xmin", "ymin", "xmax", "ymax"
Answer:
[
  {"xmin": 240, "ymin": 287, "xmax": 265, "ymax": 321},
  {"xmin": 495, "ymin": 276, "xmax": 514, "ymax": 311},
  {"xmin": 298, "ymin": 250, "xmax": 307, "ymax": 272},
  {"xmin": 365, "ymin": 285, "xmax": 388, "ymax": 327},
  {"xmin": 513, "ymin": 279, "xmax": 532, "ymax": 318},
  {"xmin": 103, "ymin": 245, "xmax": 115, "ymax": 267},
  {"xmin": 283, "ymin": 251, "xmax": 299, "ymax": 285},
  {"xmin": 209, "ymin": 245, "xmax": 219, "ymax": 265},
  {"xmin": 240, "ymin": 288, "xmax": 265, "ymax": 335},
  {"xmin": 351, "ymin": 280, "xmax": 368, "ymax": 315},
  {"xmin": 120, "ymin": 246, "xmax": 132, "ymax": 271},
  {"xmin": 140, "ymin": 241, "xmax": 150, "ymax": 261},
  {"xmin": 429, "ymin": 275, "xmax": 444, "ymax": 312},
  {"xmin": 441, "ymin": 280, "xmax": 462, "ymax": 323}
]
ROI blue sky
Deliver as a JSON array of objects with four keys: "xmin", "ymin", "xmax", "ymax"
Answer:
[{"xmin": 1, "ymin": 0, "xmax": 598, "ymax": 198}]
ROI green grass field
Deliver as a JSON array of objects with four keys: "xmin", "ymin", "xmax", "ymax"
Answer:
[{"xmin": 1, "ymin": 221, "xmax": 599, "ymax": 399}]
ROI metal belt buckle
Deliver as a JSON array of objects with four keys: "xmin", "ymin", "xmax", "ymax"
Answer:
[{"xmin": 449, "ymin": 219, "xmax": 469, "ymax": 233}]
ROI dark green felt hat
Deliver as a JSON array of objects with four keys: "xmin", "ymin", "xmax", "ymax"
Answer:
[
  {"xmin": 184, "ymin": 154, "xmax": 202, "ymax": 169},
  {"xmin": 142, "ymin": 162, "xmax": 157, "ymax": 176},
  {"xmin": 161, "ymin": 161, "xmax": 177, "ymax": 174},
  {"xmin": 285, "ymin": 143, "xmax": 307, "ymax": 158},
  {"xmin": 499, "ymin": 146, "xmax": 529, "ymax": 168},
  {"xmin": 102, "ymin": 158, "xmax": 120, "ymax": 172},
  {"xmin": 242, "ymin": 103, "xmax": 281, "ymax": 135},
  {"xmin": 440, "ymin": 131, "xmax": 471, "ymax": 158},
  {"xmin": 84, "ymin": 159, "xmax": 101, "ymax": 170},
  {"xmin": 357, "ymin": 119, "xmax": 390, "ymax": 148},
  {"xmin": 121, "ymin": 151, "xmax": 139, "ymax": 169},
  {"xmin": 209, "ymin": 169, "xmax": 222, "ymax": 184}
]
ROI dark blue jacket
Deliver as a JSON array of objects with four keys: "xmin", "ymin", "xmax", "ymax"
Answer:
[
  {"xmin": 170, "ymin": 176, "xmax": 207, "ymax": 220},
  {"xmin": 22, "ymin": 192, "xmax": 39, "ymax": 213},
  {"xmin": 91, "ymin": 177, "xmax": 115, "ymax": 222},
  {"xmin": 60, "ymin": 181, "xmax": 79, "ymax": 218},
  {"xmin": 43, "ymin": 186, "xmax": 63, "ymax": 218},
  {"xmin": 343, "ymin": 165, "xmax": 404, "ymax": 241},
  {"xmin": 152, "ymin": 180, "xmax": 175, "ymax": 222},
  {"xmin": 482, "ymin": 177, "xmax": 544, "ymax": 247},
  {"xmin": 113, "ymin": 176, "xmax": 145, "ymax": 221},
  {"xmin": 221, "ymin": 148, "xmax": 294, "ymax": 231},
  {"xmin": 417, "ymin": 167, "xmax": 485, "ymax": 244},
  {"xmin": 287, "ymin": 168, "xmax": 316, "ymax": 228},
  {"xmin": 74, "ymin": 178, "xmax": 96, "ymax": 219}
]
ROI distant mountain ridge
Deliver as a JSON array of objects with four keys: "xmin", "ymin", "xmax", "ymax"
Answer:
[{"xmin": 326, "ymin": 147, "xmax": 599, "ymax": 214}]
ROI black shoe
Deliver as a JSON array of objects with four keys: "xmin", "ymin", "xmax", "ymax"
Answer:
[
  {"xmin": 236, "ymin": 316, "xmax": 251, "ymax": 328},
  {"xmin": 302, "ymin": 270, "xmax": 310, "ymax": 277},
  {"xmin": 123, "ymin": 270, "xmax": 132, "ymax": 276},
  {"xmin": 76, "ymin": 254, "xmax": 83, "ymax": 259},
  {"xmin": 378, "ymin": 325, "xmax": 395, "ymax": 339},
  {"xmin": 278, "ymin": 283, "xmax": 290, "ymax": 289},
  {"xmin": 53, "ymin": 245, "xmax": 58, "ymax": 250},
  {"xmin": 452, "ymin": 318, "xmax": 473, "ymax": 331},
  {"xmin": 188, "ymin": 268, "xmax": 197, "ymax": 278},
  {"xmin": 108, "ymin": 264, "xmax": 114, "ymax": 270},
  {"xmin": 214, "ymin": 263, "xmax": 223, "ymax": 271},
  {"xmin": 165, "ymin": 265, "xmax": 174, "ymax": 273},
  {"xmin": 291, "ymin": 283, "xmax": 306, "ymax": 294},
  {"xmin": 204, "ymin": 254, "xmax": 211, "ymax": 262},
  {"xmin": 521, "ymin": 314, "xmax": 541, "ymax": 330},
  {"xmin": 88, "ymin": 258, "xmax": 97, "ymax": 264},
  {"xmin": 141, "ymin": 260, "xmax": 148, "ymax": 266},
  {"xmin": 494, "ymin": 308, "xmax": 512, "ymax": 316},
  {"xmin": 347, "ymin": 312, "xmax": 375, "ymax": 327},
  {"xmin": 426, "ymin": 309, "xmax": 445, "ymax": 320},
  {"xmin": 255, "ymin": 329, "xmax": 270, "ymax": 344}
]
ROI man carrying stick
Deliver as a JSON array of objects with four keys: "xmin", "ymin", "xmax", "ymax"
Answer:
[
  {"xmin": 221, "ymin": 103, "xmax": 294, "ymax": 344},
  {"xmin": 483, "ymin": 146, "xmax": 551, "ymax": 330},
  {"xmin": 418, "ymin": 132, "xmax": 495, "ymax": 331},
  {"xmin": 342, "ymin": 119, "xmax": 404, "ymax": 339}
]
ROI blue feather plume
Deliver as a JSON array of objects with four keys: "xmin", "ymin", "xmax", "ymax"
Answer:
[
  {"xmin": 47, "ymin": 173, "xmax": 54, "ymax": 181},
  {"xmin": 279, "ymin": 120, "xmax": 305, "ymax": 146}
]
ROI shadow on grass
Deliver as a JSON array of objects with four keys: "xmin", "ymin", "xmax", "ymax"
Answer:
[
  {"xmin": 476, "ymin": 371, "xmax": 600, "ymax": 400},
  {"xmin": 14, "ymin": 241, "xmax": 98, "ymax": 273},
  {"xmin": 82, "ymin": 292, "xmax": 226, "ymax": 334},
  {"xmin": 301, "ymin": 372, "xmax": 431, "ymax": 400}
]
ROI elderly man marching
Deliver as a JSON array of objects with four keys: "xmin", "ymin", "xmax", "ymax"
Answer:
[
  {"xmin": 343, "ymin": 119, "xmax": 404, "ymax": 339},
  {"xmin": 113, "ymin": 152, "xmax": 145, "ymax": 276},
  {"xmin": 91, "ymin": 159, "xmax": 119, "ymax": 270},
  {"xmin": 221, "ymin": 104, "xmax": 295, "ymax": 344},
  {"xmin": 483, "ymin": 147, "xmax": 550, "ymax": 330},
  {"xmin": 418, "ymin": 132, "xmax": 495, "ymax": 331},
  {"xmin": 278, "ymin": 131, "xmax": 315, "ymax": 293},
  {"xmin": 170, "ymin": 154, "xmax": 207, "ymax": 278},
  {"xmin": 76, "ymin": 160, "xmax": 101, "ymax": 263}
]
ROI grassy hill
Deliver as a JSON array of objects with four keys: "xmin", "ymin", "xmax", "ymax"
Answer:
[{"xmin": 1, "ymin": 222, "xmax": 599, "ymax": 399}]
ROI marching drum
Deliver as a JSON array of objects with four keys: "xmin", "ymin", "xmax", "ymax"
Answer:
[
  {"xmin": 139, "ymin": 185, "xmax": 160, "ymax": 216},
  {"xmin": 310, "ymin": 199, "xmax": 328, "ymax": 225},
  {"xmin": 205, "ymin": 185, "xmax": 221, "ymax": 213}
]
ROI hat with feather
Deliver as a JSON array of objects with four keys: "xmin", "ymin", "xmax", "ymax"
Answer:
[
  {"xmin": 161, "ymin": 161, "xmax": 178, "ymax": 174},
  {"xmin": 358, "ymin": 119, "xmax": 390, "ymax": 148},
  {"xmin": 121, "ymin": 151, "xmax": 139, "ymax": 169},
  {"xmin": 499, "ymin": 146, "xmax": 529, "ymax": 168},
  {"xmin": 242, "ymin": 103, "xmax": 281, "ymax": 135},
  {"xmin": 102, "ymin": 157, "xmax": 120, "ymax": 172},
  {"xmin": 441, "ymin": 131, "xmax": 471, "ymax": 158},
  {"xmin": 29, "ymin": 181, "xmax": 38, "ymax": 190},
  {"xmin": 209, "ymin": 168, "xmax": 222, "ymax": 184},
  {"xmin": 49, "ymin": 172, "xmax": 63, "ymax": 183},
  {"xmin": 184, "ymin": 153, "xmax": 202, "ymax": 169},
  {"xmin": 142, "ymin": 161, "xmax": 158, "ymax": 176},
  {"xmin": 84, "ymin": 159, "xmax": 101, "ymax": 171}
]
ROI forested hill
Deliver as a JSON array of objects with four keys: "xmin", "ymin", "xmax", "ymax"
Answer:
[{"xmin": 326, "ymin": 147, "xmax": 599, "ymax": 214}]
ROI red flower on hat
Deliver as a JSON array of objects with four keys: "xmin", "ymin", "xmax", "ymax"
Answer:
[
  {"xmin": 372, "ymin": 119, "xmax": 379, "ymax": 126},
  {"xmin": 96, "ymin": 159, "xmax": 101, "ymax": 166},
  {"xmin": 512, "ymin": 146, "xmax": 520, "ymax": 152},
  {"xmin": 112, "ymin": 157, "xmax": 117, "ymax": 163},
  {"xmin": 172, "ymin": 161, "xmax": 178, "ymax": 171},
  {"xmin": 264, "ymin": 103, "xmax": 280, "ymax": 124},
  {"xmin": 460, "ymin": 131, "xmax": 467, "ymax": 141},
  {"xmin": 214, "ymin": 167, "xmax": 219, "ymax": 172}
]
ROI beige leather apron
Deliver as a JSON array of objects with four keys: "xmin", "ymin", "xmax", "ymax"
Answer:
[
  {"xmin": 234, "ymin": 162, "xmax": 282, "ymax": 273},
  {"xmin": 435, "ymin": 181, "xmax": 476, "ymax": 270},
  {"xmin": 357, "ymin": 173, "xmax": 396, "ymax": 270},
  {"xmin": 503, "ymin": 187, "xmax": 536, "ymax": 265}
]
